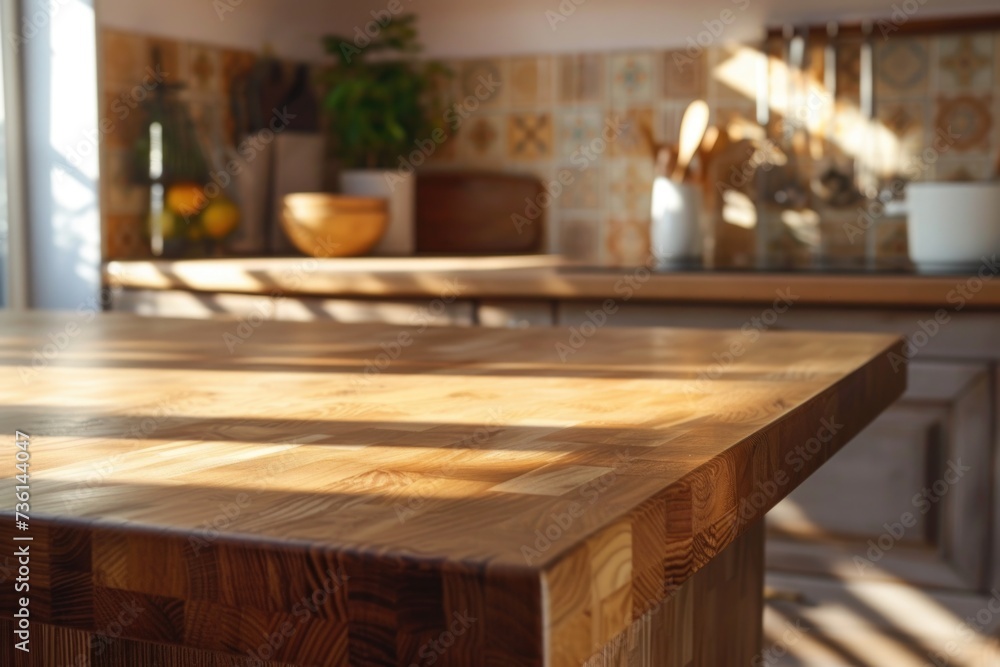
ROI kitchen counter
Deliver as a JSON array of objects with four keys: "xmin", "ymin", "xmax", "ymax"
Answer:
[
  {"xmin": 0, "ymin": 311, "xmax": 904, "ymax": 666},
  {"xmin": 104, "ymin": 255, "xmax": 1000, "ymax": 309}
]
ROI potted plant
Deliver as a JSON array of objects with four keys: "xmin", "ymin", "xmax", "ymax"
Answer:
[{"xmin": 322, "ymin": 15, "xmax": 449, "ymax": 255}]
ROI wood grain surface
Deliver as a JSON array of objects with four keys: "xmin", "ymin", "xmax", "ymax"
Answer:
[
  {"xmin": 104, "ymin": 255, "xmax": 1000, "ymax": 308},
  {"xmin": 0, "ymin": 523, "xmax": 764, "ymax": 667},
  {"xmin": 584, "ymin": 521, "xmax": 764, "ymax": 667},
  {"xmin": 0, "ymin": 312, "xmax": 905, "ymax": 665}
]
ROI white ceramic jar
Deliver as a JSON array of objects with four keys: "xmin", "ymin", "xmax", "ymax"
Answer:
[
  {"xmin": 904, "ymin": 182, "xmax": 1000, "ymax": 267},
  {"xmin": 650, "ymin": 178, "xmax": 703, "ymax": 263}
]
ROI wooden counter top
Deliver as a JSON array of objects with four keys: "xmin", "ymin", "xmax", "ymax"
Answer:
[
  {"xmin": 0, "ymin": 312, "xmax": 904, "ymax": 665},
  {"xmin": 105, "ymin": 255, "xmax": 1000, "ymax": 309}
]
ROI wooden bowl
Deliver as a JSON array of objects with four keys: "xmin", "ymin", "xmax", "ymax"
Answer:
[{"xmin": 281, "ymin": 193, "xmax": 388, "ymax": 257}]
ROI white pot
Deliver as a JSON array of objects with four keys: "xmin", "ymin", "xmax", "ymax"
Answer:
[
  {"xmin": 650, "ymin": 178, "xmax": 703, "ymax": 262},
  {"xmin": 904, "ymin": 182, "xmax": 1000, "ymax": 267},
  {"xmin": 340, "ymin": 170, "xmax": 415, "ymax": 255}
]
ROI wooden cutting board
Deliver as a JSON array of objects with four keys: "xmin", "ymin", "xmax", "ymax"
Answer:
[{"xmin": 416, "ymin": 171, "xmax": 544, "ymax": 254}]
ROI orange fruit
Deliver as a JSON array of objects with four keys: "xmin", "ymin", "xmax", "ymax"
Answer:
[
  {"xmin": 166, "ymin": 182, "xmax": 208, "ymax": 217},
  {"xmin": 202, "ymin": 197, "xmax": 240, "ymax": 239}
]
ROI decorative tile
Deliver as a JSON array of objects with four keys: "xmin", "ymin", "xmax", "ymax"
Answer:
[
  {"xmin": 875, "ymin": 37, "xmax": 929, "ymax": 95},
  {"xmin": 219, "ymin": 49, "xmax": 256, "ymax": 97},
  {"xmin": 507, "ymin": 113, "xmax": 553, "ymax": 160},
  {"xmin": 556, "ymin": 108, "xmax": 604, "ymax": 160},
  {"xmin": 560, "ymin": 164, "xmax": 601, "ymax": 210},
  {"xmin": 879, "ymin": 99, "xmax": 927, "ymax": 137},
  {"xmin": 558, "ymin": 54, "xmax": 605, "ymax": 104},
  {"xmin": 657, "ymin": 103, "xmax": 688, "ymax": 148},
  {"xmin": 604, "ymin": 217, "xmax": 651, "ymax": 266},
  {"xmin": 146, "ymin": 36, "xmax": 183, "ymax": 87},
  {"xmin": 662, "ymin": 50, "xmax": 706, "ymax": 98},
  {"xmin": 876, "ymin": 97, "xmax": 933, "ymax": 171},
  {"xmin": 607, "ymin": 159, "xmax": 653, "ymax": 217},
  {"xmin": 458, "ymin": 114, "xmax": 506, "ymax": 162},
  {"xmin": 609, "ymin": 52, "xmax": 654, "ymax": 103},
  {"xmin": 939, "ymin": 34, "xmax": 993, "ymax": 89},
  {"xmin": 935, "ymin": 94, "xmax": 993, "ymax": 153},
  {"xmin": 608, "ymin": 108, "xmax": 654, "ymax": 158},
  {"xmin": 460, "ymin": 59, "xmax": 507, "ymax": 109},
  {"xmin": 559, "ymin": 216, "xmax": 601, "ymax": 263},
  {"xmin": 878, "ymin": 98, "xmax": 929, "ymax": 165},
  {"xmin": 873, "ymin": 218, "xmax": 908, "ymax": 262},
  {"xmin": 101, "ymin": 89, "xmax": 148, "ymax": 150},
  {"xmin": 426, "ymin": 131, "xmax": 457, "ymax": 164},
  {"xmin": 102, "ymin": 149, "xmax": 147, "ymax": 215},
  {"xmin": 104, "ymin": 214, "xmax": 147, "ymax": 260},
  {"xmin": 468, "ymin": 117, "xmax": 500, "ymax": 153},
  {"xmin": 934, "ymin": 157, "xmax": 993, "ymax": 181},
  {"xmin": 510, "ymin": 56, "xmax": 554, "ymax": 107},
  {"xmin": 181, "ymin": 43, "xmax": 222, "ymax": 95},
  {"xmin": 186, "ymin": 98, "xmax": 226, "ymax": 157},
  {"xmin": 102, "ymin": 30, "xmax": 149, "ymax": 90}
]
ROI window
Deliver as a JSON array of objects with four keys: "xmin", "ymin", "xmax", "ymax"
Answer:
[
  {"xmin": 0, "ymin": 0, "xmax": 25, "ymax": 310},
  {"xmin": 0, "ymin": 0, "xmax": 94, "ymax": 310},
  {"xmin": 0, "ymin": 8, "xmax": 8, "ymax": 308}
]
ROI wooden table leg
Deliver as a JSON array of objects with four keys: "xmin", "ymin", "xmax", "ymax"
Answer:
[{"xmin": 585, "ymin": 521, "xmax": 765, "ymax": 667}]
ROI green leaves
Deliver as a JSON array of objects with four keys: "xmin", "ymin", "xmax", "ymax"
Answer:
[{"xmin": 321, "ymin": 14, "xmax": 452, "ymax": 169}]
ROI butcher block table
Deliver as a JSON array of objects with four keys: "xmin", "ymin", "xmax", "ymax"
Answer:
[{"xmin": 0, "ymin": 312, "xmax": 905, "ymax": 666}]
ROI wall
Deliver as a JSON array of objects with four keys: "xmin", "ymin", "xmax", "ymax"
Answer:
[
  {"xmin": 415, "ymin": 0, "xmax": 1000, "ymax": 58},
  {"xmin": 99, "ymin": 23, "xmax": 1000, "ymax": 266},
  {"xmin": 94, "ymin": 0, "xmax": 1000, "ymax": 60},
  {"xmin": 423, "ymin": 28, "xmax": 1000, "ymax": 265},
  {"xmin": 95, "ymin": 0, "xmax": 356, "ymax": 62},
  {"xmin": 96, "ymin": 3, "xmax": 1000, "ymax": 267}
]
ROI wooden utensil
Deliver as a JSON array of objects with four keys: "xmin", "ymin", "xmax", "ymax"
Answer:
[
  {"xmin": 654, "ymin": 143, "xmax": 679, "ymax": 180},
  {"xmin": 696, "ymin": 125, "xmax": 720, "ymax": 185},
  {"xmin": 638, "ymin": 119, "xmax": 660, "ymax": 161},
  {"xmin": 672, "ymin": 100, "xmax": 710, "ymax": 182}
]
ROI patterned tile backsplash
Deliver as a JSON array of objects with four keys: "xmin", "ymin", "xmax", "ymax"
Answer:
[{"xmin": 100, "ymin": 27, "xmax": 1000, "ymax": 265}]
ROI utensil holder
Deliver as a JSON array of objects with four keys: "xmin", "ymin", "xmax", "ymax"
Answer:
[{"xmin": 650, "ymin": 178, "xmax": 703, "ymax": 264}]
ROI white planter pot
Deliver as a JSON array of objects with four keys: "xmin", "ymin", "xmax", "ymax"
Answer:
[
  {"xmin": 650, "ymin": 177, "xmax": 703, "ymax": 263},
  {"xmin": 341, "ymin": 170, "xmax": 415, "ymax": 255}
]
